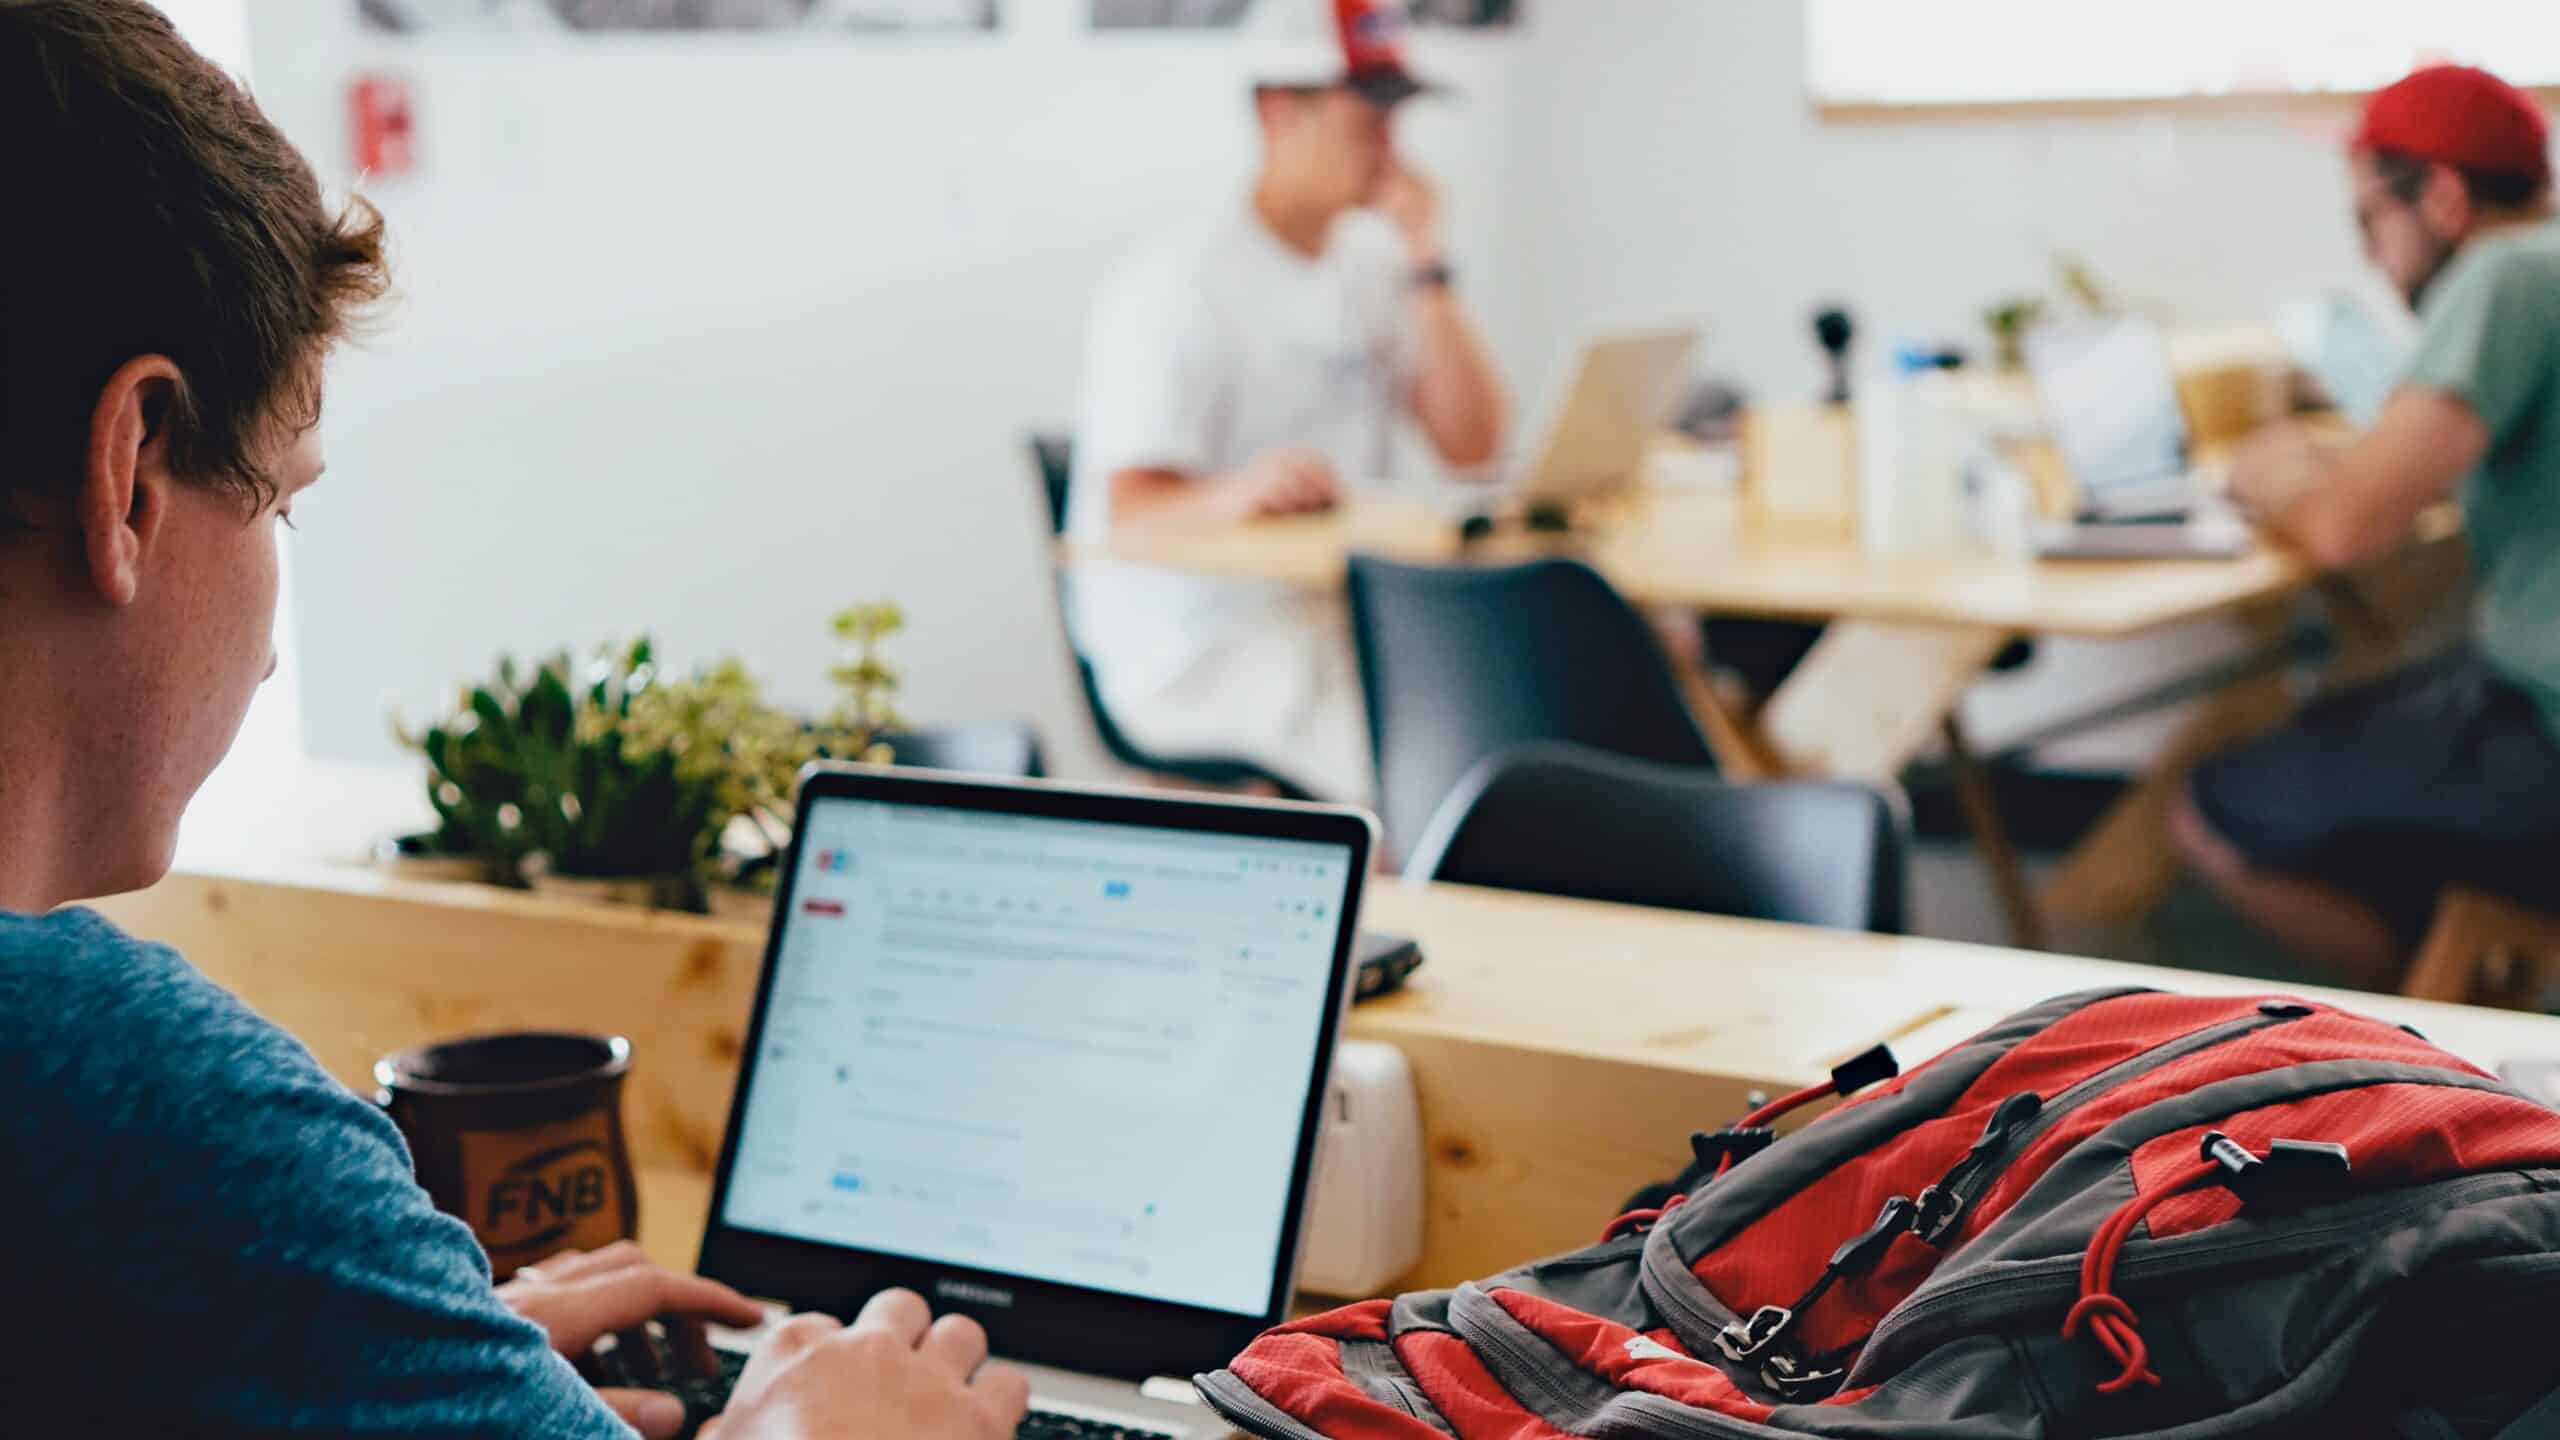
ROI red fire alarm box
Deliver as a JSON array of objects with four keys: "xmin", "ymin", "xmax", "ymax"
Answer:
[{"xmin": 350, "ymin": 72, "xmax": 414, "ymax": 178}]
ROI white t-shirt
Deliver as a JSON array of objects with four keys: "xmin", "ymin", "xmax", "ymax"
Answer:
[{"xmin": 1066, "ymin": 204, "xmax": 1417, "ymax": 800}]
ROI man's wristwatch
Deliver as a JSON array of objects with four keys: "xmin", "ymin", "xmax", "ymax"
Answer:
[{"xmin": 1409, "ymin": 260, "xmax": 1455, "ymax": 293}]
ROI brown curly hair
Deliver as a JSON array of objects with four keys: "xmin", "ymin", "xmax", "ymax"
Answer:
[{"xmin": 0, "ymin": 0, "xmax": 389, "ymax": 525}]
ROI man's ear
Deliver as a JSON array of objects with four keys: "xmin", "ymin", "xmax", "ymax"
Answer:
[
  {"xmin": 1253, "ymin": 85, "xmax": 1307, "ymax": 137},
  {"xmin": 2419, "ymin": 162, "xmax": 2476, "ymax": 242},
  {"xmin": 79, "ymin": 355, "xmax": 186, "ymax": 609}
]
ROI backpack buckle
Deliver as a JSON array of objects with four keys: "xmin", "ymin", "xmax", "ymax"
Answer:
[
  {"xmin": 1760, "ymin": 1349, "xmax": 1848, "ymax": 1401},
  {"xmin": 1693, "ymin": 1126, "xmax": 1777, "ymax": 1175},
  {"xmin": 1715, "ymin": 1304, "xmax": 1794, "ymax": 1362},
  {"xmin": 2202, "ymin": 1131, "xmax": 2352, "ymax": 1209}
]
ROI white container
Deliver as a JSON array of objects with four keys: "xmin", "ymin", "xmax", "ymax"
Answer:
[
  {"xmin": 1296, "ymin": 1040, "xmax": 1425, "ymax": 1299},
  {"xmin": 1858, "ymin": 366, "xmax": 1976, "ymax": 555}
]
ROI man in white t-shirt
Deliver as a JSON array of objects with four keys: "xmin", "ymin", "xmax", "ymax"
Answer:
[{"xmin": 1068, "ymin": 0, "xmax": 1508, "ymax": 802}]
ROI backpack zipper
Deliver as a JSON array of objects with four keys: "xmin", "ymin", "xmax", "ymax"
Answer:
[
  {"xmin": 1715, "ymin": 1002, "xmax": 2315, "ymax": 1390},
  {"xmin": 1450, "ymin": 1285, "xmax": 1635, "ymax": 1424},
  {"xmin": 1451, "ymin": 1172, "xmax": 2551, "ymax": 1440},
  {"xmin": 1853, "ymin": 1167, "xmax": 2541, "ymax": 1384},
  {"xmin": 1909, "ymin": 1002, "xmax": 2315, "ymax": 1246}
]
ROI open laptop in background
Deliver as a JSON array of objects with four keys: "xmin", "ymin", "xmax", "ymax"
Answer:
[
  {"xmin": 672, "ymin": 768, "xmax": 1376, "ymax": 1439},
  {"xmin": 2024, "ymin": 317, "xmax": 2252, "ymax": 559},
  {"xmin": 1504, "ymin": 326, "xmax": 1700, "ymax": 510}
]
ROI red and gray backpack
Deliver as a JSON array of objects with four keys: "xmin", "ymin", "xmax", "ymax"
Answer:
[{"xmin": 1199, "ymin": 988, "xmax": 2560, "ymax": 1438}]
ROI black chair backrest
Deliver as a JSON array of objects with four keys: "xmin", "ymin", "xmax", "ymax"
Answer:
[
  {"xmin": 1030, "ymin": 434, "xmax": 1074, "ymax": 537},
  {"xmin": 1405, "ymin": 742, "xmax": 1906, "ymax": 933},
  {"xmin": 1347, "ymin": 553, "xmax": 1717, "ymax": 864},
  {"xmin": 878, "ymin": 724, "xmax": 1046, "ymax": 780}
]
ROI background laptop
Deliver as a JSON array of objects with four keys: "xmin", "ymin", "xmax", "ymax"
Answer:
[
  {"xmin": 1507, "ymin": 326, "xmax": 1701, "ymax": 508},
  {"xmin": 685, "ymin": 768, "xmax": 1376, "ymax": 1438},
  {"xmin": 2024, "ymin": 317, "xmax": 2251, "ymax": 559}
]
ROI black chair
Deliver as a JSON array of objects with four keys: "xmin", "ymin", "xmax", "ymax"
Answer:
[
  {"xmin": 1347, "ymin": 553, "xmax": 1717, "ymax": 865},
  {"xmin": 877, "ymin": 723, "xmax": 1045, "ymax": 779},
  {"xmin": 1405, "ymin": 742, "xmax": 1907, "ymax": 933},
  {"xmin": 1028, "ymin": 434, "xmax": 1318, "ymax": 801},
  {"xmin": 1030, "ymin": 433, "xmax": 1075, "ymax": 534}
]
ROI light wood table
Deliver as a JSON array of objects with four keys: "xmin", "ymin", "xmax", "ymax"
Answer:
[
  {"xmin": 97, "ymin": 859, "xmax": 2555, "ymax": 1290},
  {"xmin": 1068, "ymin": 488, "xmax": 2469, "ymax": 947},
  {"xmin": 1077, "ymin": 488, "xmax": 2346, "ymax": 637}
]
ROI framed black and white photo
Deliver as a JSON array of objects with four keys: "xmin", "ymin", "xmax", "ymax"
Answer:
[
  {"xmin": 1091, "ymin": 0, "xmax": 1511, "ymax": 30},
  {"xmin": 357, "ymin": 0, "xmax": 1001, "ymax": 34}
]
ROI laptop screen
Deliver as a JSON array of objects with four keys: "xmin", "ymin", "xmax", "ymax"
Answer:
[
  {"xmin": 2027, "ymin": 318, "xmax": 2191, "ymax": 501},
  {"xmin": 718, "ymin": 794, "xmax": 1359, "ymax": 1319}
]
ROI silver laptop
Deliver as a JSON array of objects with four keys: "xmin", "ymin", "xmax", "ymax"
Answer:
[
  {"xmin": 2024, "ymin": 317, "xmax": 2250, "ymax": 559},
  {"xmin": 693, "ymin": 767, "xmax": 1377, "ymax": 1438},
  {"xmin": 1508, "ymin": 326, "xmax": 1700, "ymax": 507}
]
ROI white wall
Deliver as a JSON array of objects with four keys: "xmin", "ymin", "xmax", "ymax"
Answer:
[
  {"xmin": 1515, "ymin": 2, "xmax": 2392, "ymax": 409},
  {"xmin": 253, "ymin": 0, "xmax": 2429, "ymax": 782},
  {"xmin": 1511, "ymin": 0, "xmax": 2414, "ymax": 764},
  {"xmin": 249, "ymin": 3, "xmax": 1539, "ymax": 774}
]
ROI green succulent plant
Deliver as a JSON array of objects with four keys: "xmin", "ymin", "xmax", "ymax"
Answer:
[
  {"xmin": 395, "ymin": 656, "xmax": 541, "ymax": 871},
  {"xmin": 516, "ymin": 637, "xmax": 722, "ymax": 884},
  {"xmin": 400, "ymin": 640, "xmax": 713, "ymax": 888},
  {"xmin": 399, "ymin": 604, "xmax": 905, "ymax": 908}
]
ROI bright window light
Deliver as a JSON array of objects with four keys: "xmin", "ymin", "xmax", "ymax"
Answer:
[{"xmin": 1808, "ymin": 0, "xmax": 2560, "ymax": 110}]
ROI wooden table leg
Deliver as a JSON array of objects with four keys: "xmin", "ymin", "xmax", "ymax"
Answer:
[
  {"xmin": 2039, "ymin": 601, "xmax": 2298, "ymax": 925},
  {"xmin": 2040, "ymin": 546, "xmax": 2469, "ymax": 929},
  {"xmin": 1674, "ymin": 617, "xmax": 2015, "ymax": 788},
  {"xmin": 1669, "ymin": 618, "xmax": 2037, "ymax": 944},
  {"xmin": 1748, "ymin": 622, "xmax": 2035, "ymax": 944},
  {"xmin": 1941, "ymin": 713, "xmax": 2048, "ymax": 951},
  {"xmin": 1756, "ymin": 621, "xmax": 2014, "ymax": 783},
  {"xmin": 1666, "ymin": 645, "xmax": 1783, "ymax": 780},
  {"xmin": 2317, "ymin": 537, "xmax": 2471, "ymax": 687}
]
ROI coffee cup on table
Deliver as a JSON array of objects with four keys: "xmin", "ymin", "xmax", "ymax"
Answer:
[{"xmin": 375, "ymin": 1031, "xmax": 639, "ymax": 1279}]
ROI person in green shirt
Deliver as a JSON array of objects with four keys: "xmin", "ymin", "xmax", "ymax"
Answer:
[{"xmin": 2174, "ymin": 64, "xmax": 2560, "ymax": 991}]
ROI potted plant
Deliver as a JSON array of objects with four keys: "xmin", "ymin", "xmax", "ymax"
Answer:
[
  {"xmin": 607, "ymin": 651, "xmax": 812, "ymax": 917},
  {"xmin": 506, "ymin": 638, "xmax": 726, "ymax": 910},
  {"xmin": 823, "ymin": 601, "xmax": 907, "ymax": 750},
  {"xmin": 1982, "ymin": 296, "xmax": 2046, "ymax": 372},
  {"xmin": 387, "ymin": 659, "xmax": 544, "ymax": 885},
  {"xmin": 705, "ymin": 602, "xmax": 908, "ymax": 922},
  {"xmin": 395, "ymin": 604, "xmax": 908, "ymax": 915}
]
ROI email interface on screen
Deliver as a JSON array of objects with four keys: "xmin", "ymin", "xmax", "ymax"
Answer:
[{"xmin": 721, "ymin": 798, "xmax": 1355, "ymax": 1317}]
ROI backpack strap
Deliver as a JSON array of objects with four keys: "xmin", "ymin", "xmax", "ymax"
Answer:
[
  {"xmin": 2390, "ymin": 1412, "xmax": 2460, "ymax": 1440},
  {"xmin": 2490, "ymin": 1385, "xmax": 2560, "ymax": 1440}
]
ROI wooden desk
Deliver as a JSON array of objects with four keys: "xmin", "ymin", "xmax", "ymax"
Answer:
[
  {"xmin": 1074, "ymin": 488, "xmax": 2351, "ymax": 638},
  {"xmin": 1069, "ymin": 489, "xmax": 2469, "ymax": 946},
  {"xmin": 97, "ymin": 860, "xmax": 2555, "ymax": 1289}
]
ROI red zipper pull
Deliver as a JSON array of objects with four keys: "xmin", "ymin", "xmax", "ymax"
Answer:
[{"xmin": 2065, "ymin": 1134, "xmax": 2355, "ymax": 1396}]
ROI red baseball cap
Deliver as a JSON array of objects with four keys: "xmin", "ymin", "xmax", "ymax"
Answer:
[
  {"xmin": 2350, "ymin": 64, "xmax": 2552, "ymax": 187},
  {"xmin": 1254, "ymin": 0, "xmax": 1441, "ymax": 107},
  {"xmin": 1336, "ymin": 0, "xmax": 1433, "ymax": 106}
]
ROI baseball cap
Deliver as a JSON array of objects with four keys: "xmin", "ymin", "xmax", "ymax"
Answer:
[
  {"xmin": 2350, "ymin": 64, "xmax": 2552, "ymax": 187},
  {"xmin": 1249, "ymin": 0, "xmax": 1442, "ymax": 108}
]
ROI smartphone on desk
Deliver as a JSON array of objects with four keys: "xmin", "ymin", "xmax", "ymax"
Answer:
[{"xmin": 1355, "ymin": 931, "xmax": 1424, "ymax": 1001}]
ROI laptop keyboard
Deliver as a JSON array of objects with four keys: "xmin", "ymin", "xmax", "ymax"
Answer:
[
  {"xmin": 1013, "ymin": 1414, "xmax": 1178, "ymax": 1440},
  {"xmin": 670, "ymin": 1347, "xmax": 749, "ymax": 1440},
  {"xmin": 609, "ymin": 1338, "xmax": 1172, "ymax": 1440}
]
